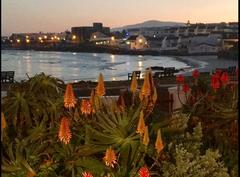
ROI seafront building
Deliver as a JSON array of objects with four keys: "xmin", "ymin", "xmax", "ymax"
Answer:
[
  {"xmin": 71, "ymin": 23, "xmax": 110, "ymax": 42},
  {"xmin": 2, "ymin": 21, "xmax": 238, "ymax": 55}
]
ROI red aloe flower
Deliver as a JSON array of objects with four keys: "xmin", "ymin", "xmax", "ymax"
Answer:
[
  {"xmin": 211, "ymin": 75, "xmax": 220, "ymax": 91},
  {"xmin": 215, "ymin": 69, "xmax": 222, "ymax": 78},
  {"xmin": 220, "ymin": 72, "xmax": 229, "ymax": 86},
  {"xmin": 182, "ymin": 83, "xmax": 190, "ymax": 93},
  {"xmin": 176, "ymin": 74, "xmax": 184, "ymax": 84},
  {"xmin": 192, "ymin": 69, "xmax": 199, "ymax": 79},
  {"xmin": 139, "ymin": 166, "xmax": 150, "ymax": 177},
  {"xmin": 82, "ymin": 172, "xmax": 94, "ymax": 177}
]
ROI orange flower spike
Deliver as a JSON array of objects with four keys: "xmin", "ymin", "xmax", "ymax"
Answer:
[
  {"xmin": 152, "ymin": 87, "xmax": 158, "ymax": 104},
  {"xmin": 82, "ymin": 172, "xmax": 94, "ymax": 177},
  {"xmin": 96, "ymin": 73, "xmax": 106, "ymax": 96},
  {"xmin": 81, "ymin": 99, "xmax": 92, "ymax": 115},
  {"xmin": 1, "ymin": 112, "xmax": 7, "ymax": 129},
  {"xmin": 64, "ymin": 84, "xmax": 76, "ymax": 109},
  {"xmin": 143, "ymin": 126, "xmax": 150, "ymax": 146},
  {"xmin": 141, "ymin": 71, "xmax": 151, "ymax": 98},
  {"xmin": 26, "ymin": 170, "xmax": 36, "ymax": 177},
  {"xmin": 136, "ymin": 111, "xmax": 146, "ymax": 136},
  {"xmin": 103, "ymin": 146, "xmax": 118, "ymax": 168},
  {"xmin": 130, "ymin": 72, "xmax": 138, "ymax": 93},
  {"xmin": 148, "ymin": 69, "xmax": 155, "ymax": 93},
  {"xmin": 155, "ymin": 129, "xmax": 164, "ymax": 154},
  {"xmin": 90, "ymin": 89, "xmax": 95, "ymax": 105},
  {"xmin": 117, "ymin": 95, "xmax": 125, "ymax": 112},
  {"xmin": 58, "ymin": 117, "xmax": 72, "ymax": 144}
]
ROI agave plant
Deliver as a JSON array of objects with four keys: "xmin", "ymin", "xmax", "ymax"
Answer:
[
  {"xmin": 2, "ymin": 73, "xmax": 64, "ymax": 134},
  {"xmin": 71, "ymin": 98, "xmax": 146, "ymax": 176}
]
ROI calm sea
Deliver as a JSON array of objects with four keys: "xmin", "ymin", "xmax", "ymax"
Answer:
[{"xmin": 1, "ymin": 50, "xmax": 237, "ymax": 82}]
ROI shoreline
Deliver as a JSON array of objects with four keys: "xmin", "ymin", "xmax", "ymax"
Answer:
[
  {"xmin": 2, "ymin": 49, "xmax": 237, "ymax": 83},
  {"xmin": 1, "ymin": 46, "xmax": 219, "ymax": 57}
]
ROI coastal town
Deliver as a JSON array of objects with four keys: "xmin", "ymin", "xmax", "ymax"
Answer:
[
  {"xmin": 1, "ymin": 21, "xmax": 238, "ymax": 58},
  {"xmin": 1, "ymin": 0, "xmax": 239, "ymax": 176}
]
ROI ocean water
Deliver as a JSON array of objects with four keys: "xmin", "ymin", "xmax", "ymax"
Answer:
[{"xmin": 1, "ymin": 50, "xmax": 191, "ymax": 82}]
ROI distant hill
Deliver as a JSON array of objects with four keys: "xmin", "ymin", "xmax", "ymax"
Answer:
[{"xmin": 111, "ymin": 20, "xmax": 186, "ymax": 32}]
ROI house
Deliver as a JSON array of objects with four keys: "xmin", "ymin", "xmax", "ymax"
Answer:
[
  {"xmin": 160, "ymin": 35, "xmax": 179, "ymax": 51},
  {"xmin": 177, "ymin": 35, "xmax": 191, "ymax": 53},
  {"xmin": 89, "ymin": 32, "xmax": 120, "ymax": 46},
  {"xmin": 146, "ymin": 36, "xmax": 165, "ymax": 51},
  {"xmin": 126, "ymin": 35, "xmax": 149, "ymax": 50},
  {"xmin": 71, "ymin": 23, "xmax": 110, "ymax": 42},
  {"xmin": 188, "ymin": 43, "xmax": 219, "ymax": 54},
  {"xmin": 221, "ymin": 39, "xmax": 238, "ymax": 51}
]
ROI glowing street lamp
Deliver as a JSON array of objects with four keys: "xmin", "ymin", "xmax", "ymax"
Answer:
[
  {"xmin": 44, "ymin": 35, "xmax": 47, "ymax": 39},
  {"xmin": 93, "ymin": 35, "xmax": 97, "ymax": 39},
  {"xmin": 57, "ymin": 37, "xmax": 60, "ymax": 40},
  {"xmin": 26, "ymin": 35, "xmax": 29, "ymax": 39},
  {"xmin": 138, "ymin": 39, "xmax": 143, "ymax": 43},
  {"xmin": 26, "ymin": 39, "xmax": 30, "ymax": 43},
  {"xmin": 72, "ymin": 35, "xmax": 76, "ymax": 40},
  {"xmin": 38, "ymin": 37, "xmax": 42, "ymax": 40},
  {"xmin": 17, "ymin": 39, "xmax": 20, "ymax": 43},
  {"xmin": 111, "ymin": 36, "xmax": 115, "ymax": 41},
  {"xmin": 51, "ymin": 37, "xmax": 54, "ymax": 40}
]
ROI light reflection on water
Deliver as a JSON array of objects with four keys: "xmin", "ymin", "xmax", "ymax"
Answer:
[{"xmin": 1, "ymin": 50, "xmax": 192, "ymax": 82}]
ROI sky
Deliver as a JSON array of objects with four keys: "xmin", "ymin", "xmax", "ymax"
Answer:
[{"xmin": 1, "ymin": 0, "xmax": 238, "ymax": 36}]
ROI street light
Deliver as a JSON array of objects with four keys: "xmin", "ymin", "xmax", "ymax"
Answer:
[
  {"xmin": 72, "ymin": 35, "xmax": 76, "ymax": 40},
  {"xmin": 138, "ymin": 39, "xmax": 143, "ymax": 43},
  {"xmin": 111, "ymin": 36, "xmax": 115, "ymax": 41},
  {"xmin": 17, "ymin": 39, "xmax": 20, "ymax": 43},
  {"xmin": 26, "ymin": 39, "xmax": 30, "ymax": 43},
  {"xmin": 44, "ymin": 35, "xmax": 47, "ymax": 39}
]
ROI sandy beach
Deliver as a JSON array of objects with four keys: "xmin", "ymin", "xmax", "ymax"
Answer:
[{"xmin": 174, "ymin": 55, "xmax": 238, "ymax": 75}]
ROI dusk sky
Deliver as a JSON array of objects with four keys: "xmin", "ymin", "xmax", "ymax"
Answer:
[{"xmin": 2, "ymin": 0, "xmax": 238, "ymax": 36}]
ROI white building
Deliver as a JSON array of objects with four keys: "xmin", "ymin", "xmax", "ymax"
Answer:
[
  {"xmin": 160, "ymin": 36, "xmax": 179, "ymax": 51},
  {"xmin": 89, "ymin": 32, "xmax": 119, "ymax": 46},
  {"xmin": 126, "ymin": 35, "xmax": 149, "ymax": 50},
  {"xmin": 188, "ymin": 43, "xmax": 219, "ymax": 54}
]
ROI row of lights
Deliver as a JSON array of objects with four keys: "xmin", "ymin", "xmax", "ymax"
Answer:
[{"xmin": 15, "ymin": 35, "xmax": 77, "ymax": 44}]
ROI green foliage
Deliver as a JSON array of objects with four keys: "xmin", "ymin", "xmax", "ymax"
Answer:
[
  {"xmin": 1, "ymin": 73, "xmax": 236, "ymax": 177},
  {"xmin": 161, "ymin": 123, "xmax": 230, "ymax": 177}
]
